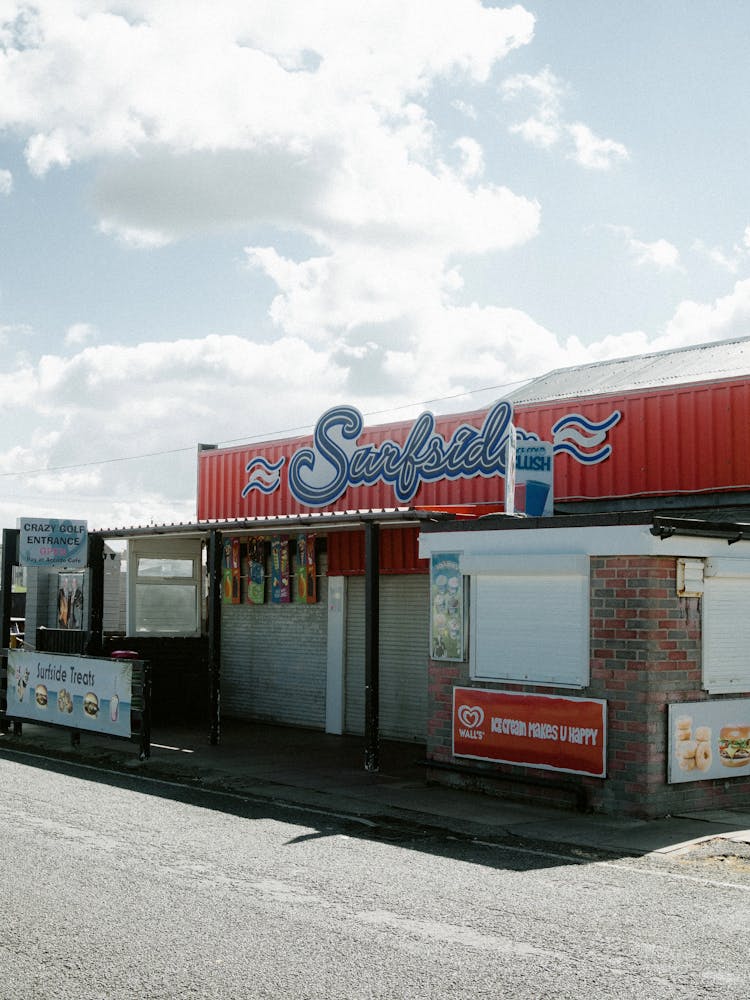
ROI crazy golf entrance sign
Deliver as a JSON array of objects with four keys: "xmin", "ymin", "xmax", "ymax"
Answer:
[{"xmin": 17, "ymin": 517, "xmax": 88, "ymax": 568}]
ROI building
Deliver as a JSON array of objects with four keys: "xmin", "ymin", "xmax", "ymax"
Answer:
[{"xmin": 7, "ymin": 335, "xmax": 750, "ymax": 816}]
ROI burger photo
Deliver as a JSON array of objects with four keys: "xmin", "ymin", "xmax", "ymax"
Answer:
[
  {"xmin": 718, "ymin": 725, "xmax": 750, "ymax": 768},
  {"xmin": 35, "ymin": 684, "xmax": 48, "ymax": 708},
  {"xmin": 83, "ymin": 691, "xmax": 99, "ymax": 718}
]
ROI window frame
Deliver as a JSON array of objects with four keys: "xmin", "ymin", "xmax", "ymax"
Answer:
[{"xmin": 127, "ymin": 537, "xmax": 204, "ymax": 637}]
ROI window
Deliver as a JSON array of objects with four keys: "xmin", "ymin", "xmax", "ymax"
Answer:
[
  {"xmin": 703, "ymin": 558, "xmax": 750, "ymax": 694},
  {"xmin": 462, "ymin": 554, "xmax": 589, "ymax": 688},
  {"xmin": 128, "ymin": 538, "xmax": 203, "ymax": 636}
]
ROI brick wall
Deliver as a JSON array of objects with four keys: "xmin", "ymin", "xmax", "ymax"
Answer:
[{"xmin": 426, "ymin": 555, "xmax": 750, "ymax": 817}]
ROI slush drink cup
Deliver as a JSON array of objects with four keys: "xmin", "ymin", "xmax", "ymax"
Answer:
[{"xmin": 525, "ymin": 479, "xmax": 550, "ymax": 516}]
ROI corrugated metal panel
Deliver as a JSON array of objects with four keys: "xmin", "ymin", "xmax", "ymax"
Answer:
[
  {"xmin": 327, "ymin": 531, "xmax": 363, "ymax": 576},
  {"xmin": 221, "ymin": 556, "xmax": 329, "ymax": 728},
  {"xmin": 344, "ymin": 575, "xmax": 428, "ymax": 740},
  {"xmin": 198, "ymin": 348, "xmax": 750, "ymax": 518},
  {"xmin": 508, "ymin": 336, "xmax": 750, "ymax": 404},
  {"xmin": 327, "ymin": 527, "xmax": 428, "ymax": 575},
  {"xmin": 515, "ymin": 380, "xmax": 750, "ymax": 501}
]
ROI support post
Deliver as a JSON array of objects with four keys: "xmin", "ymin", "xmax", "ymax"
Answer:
[
  {"xmin": 207, "ymin": 529, "xmax": 223, "ymax": 745},
  {"xmin": 364, "ymin": 520, "xmax": 380, "ymax": 772},
  {"xmin": 87, "ymin": 533, "xmax": 104, "ymax": 656},
  {"xmin": 0, "ymin": 529, "xmax": 18, "ymax": 735}
]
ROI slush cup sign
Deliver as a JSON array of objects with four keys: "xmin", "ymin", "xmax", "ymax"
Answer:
[{"xmin": 18, "ymin": 517, "xmax": 88, "ymax": 568}]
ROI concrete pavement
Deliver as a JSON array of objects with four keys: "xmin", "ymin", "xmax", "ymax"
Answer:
[{"xmin": 2, "ymin": 718, "xmax": 750, "ymax": 859}]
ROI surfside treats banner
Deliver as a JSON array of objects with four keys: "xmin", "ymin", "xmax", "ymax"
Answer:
[
  {"xmin": 6, "ymin": 649, "xmax": 133, "ymax": 739},
  {"xmin": 669, "ymin": 701, "xmax": 750, "ymax": 783},
  {"xmin": 453, "ymin": 687, "xmax": 607, "ymax": 778}
]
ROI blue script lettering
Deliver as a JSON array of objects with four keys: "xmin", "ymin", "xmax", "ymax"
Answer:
[{"xmin": 287, "ymin": 400, "xmax": 514, "ymax": 507}]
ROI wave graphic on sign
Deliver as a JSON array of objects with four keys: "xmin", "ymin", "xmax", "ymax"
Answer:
[
  {"xmin": 241, "ymin": 457, "xmax": 286, "ymax": 497},
  {"xmin": 551, "ymin": 411, "xmax": 621, "ymax": 464}
]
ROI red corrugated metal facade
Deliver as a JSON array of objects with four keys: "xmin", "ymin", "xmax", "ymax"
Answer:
[
  {"xmin": 327, "ymin": 527, "xmax": 427, "ymax": 576},
  {"xmin": 197, "ymin": 376, "xmax": 750, "ymax": 521}
]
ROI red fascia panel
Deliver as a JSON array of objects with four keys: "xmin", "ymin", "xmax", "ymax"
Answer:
[
  {"xmin": 515, "ymin": 378, "xmax": 750, "ymax": 501},
  {"xmin": 197, "ymin": 411, "xmax": 511, "ymax": 520},
  {"xmin": 327, "ymin": 527, "xmax": 428, "ymax": 576},
  {"xmin": 197, "ymin": 377, "xmax": 750, "ymax": 519}
]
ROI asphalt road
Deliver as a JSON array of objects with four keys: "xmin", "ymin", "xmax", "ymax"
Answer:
[{"xmin": 2, "ymin": 752, "xmax": 749, "ymax": 1000}]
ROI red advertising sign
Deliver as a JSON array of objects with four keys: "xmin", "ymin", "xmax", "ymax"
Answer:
[{"xmin": 453, "ymin": 687, "xmax": 607, "ymax": 777}]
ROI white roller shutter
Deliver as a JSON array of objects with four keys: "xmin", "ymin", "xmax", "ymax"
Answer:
[
  {"xmin": 703, "ymin": 558, "xmax": 750, "ymax": 694},
  {"xmin": 221, "ymin": 557, "xmax": 329, "ymax": 728},
  {"xmin": 468, "ymin": 555, "xmax": 589, "ymax": 688},
  {"xmin": 344, "ymin": 575, "xmax": 428, "ymax": 741}
]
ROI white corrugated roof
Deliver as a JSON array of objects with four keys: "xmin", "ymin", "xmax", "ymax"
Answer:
[{"xmin": 507, "ymin": 335, "xmax": 750, "ymax": 405}]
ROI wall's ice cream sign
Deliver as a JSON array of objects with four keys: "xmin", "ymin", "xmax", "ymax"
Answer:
[{"xmin": 453, "ymin": 687, "xmax": 607, "ymax": 777}]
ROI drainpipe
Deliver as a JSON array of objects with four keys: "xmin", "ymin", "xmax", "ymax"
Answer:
[{"xmin": 364, "ymin": 520, "xmax": 380, "ymax": 772}]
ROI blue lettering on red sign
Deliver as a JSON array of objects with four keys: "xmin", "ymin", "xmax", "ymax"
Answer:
[
  {"xmin": 239, "ymin": 400, "xmax": 621, "ymax": 507},
  {"xmin": 270, "ymin": 399, "xmax": 513, "ymax": 507}
]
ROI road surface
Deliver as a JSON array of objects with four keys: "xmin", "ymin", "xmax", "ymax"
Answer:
[{"xmin": 1, "ymin": 752, "xmax": 748, "ymax": 999}]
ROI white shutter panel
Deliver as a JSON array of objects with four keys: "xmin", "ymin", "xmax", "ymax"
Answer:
[
  {"xmin": 703, "ymin": 576, "xmax": 750, "ymax": 693},
  {"xmin": 470, "ymin": 562, "xmax": 589, "ymax": 688},
  {"xmin": 344, "ymin": 576, "xmax": 428, "ymax": 740}
]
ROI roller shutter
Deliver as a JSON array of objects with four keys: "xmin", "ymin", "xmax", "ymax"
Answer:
[
  {"xmin": 221, "ymin": 557, "xmax": 329, "ymax": 728},
  {"xmin": 703, "ymin": 558, "xmax": 750, "ymax": 694},
  {"xmin": 344, "ymin": 575, "xmax": 428, "ymax": 740}
]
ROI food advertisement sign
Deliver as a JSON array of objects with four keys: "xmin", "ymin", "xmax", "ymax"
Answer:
[
  {"xmin": 18, "ymin": 517, "xmax": 88, "ymax": 568},
  {"xmin": 6, "ymin": 649, "xmax": 133, "ymax": 739},
  {"xmin": 453, "ymin": 687, "xmax": 607, "ymax": 777},
  {"xmin": 430, "ymin": 553, "xmax": 465, "ymax": 661},
  {"xmin": 669, "ymin": 701, "xmax": 750, "ymax": 783}
]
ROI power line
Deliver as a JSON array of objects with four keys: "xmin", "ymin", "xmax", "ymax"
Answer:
[{"xmin": 0, "ymin": 378, "xmax": 529, "ymax": 481}]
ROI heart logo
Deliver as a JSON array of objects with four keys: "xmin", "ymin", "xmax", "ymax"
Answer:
[{"xmin": 457, "ymin": 705, "xmax": 484, "ymax": 729}]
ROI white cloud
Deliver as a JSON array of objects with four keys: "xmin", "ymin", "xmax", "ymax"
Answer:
[
  {"xmin": 64, "ymin": 322, "xmax": 98, "ymax": 347},
  {"xmin": 0, "ymin": 1, "xmax": 535, "ymax": 170},
  {"xmin": 609, "ymin": 225, "xmax": 683, "ymax": 272},
  {"xmin": 453, "ymin": 137, "xmax": 484, "ymax": 180},
  {"xmin": 692, "ymin": 227, "xmax": 750, "ymax": 275},
  {"xmin": 0, "ymin": 168, "xmax": 12, "ymax": 194},
  {"xmin": 502, "ymin": 67, "xmax": 628, "ymax": 169},
  {"xmin": 659, "ymin": 278, "xmax": 750, "ymax": 349},
  {"xmin": 0, "ymin": 0, "xmax": 541, "ymax": 335},
  {"xmin": 503, "ymin": 67, "xmax": 565, "ymax": 148},
  {"xmin": 692, "ymin": 240, "xmax": 741, "ymax": 274},
  {"xmin": 451, "ymin": 99, "xmax": 478, "ymax": 121},
  {"xmin": 566, "ymin": 123, "xmax": 629, "ymax": 171},
  {"xmin": 627, "ymin": 237, "xmax": 682, "ymax": 272},
  {"xmin": 579, "ymin": 279, "xmax": 750, "ymax": 361}
]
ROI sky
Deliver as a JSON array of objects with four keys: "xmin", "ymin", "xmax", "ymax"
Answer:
[{"xmin": 1, "ymin": 1, "xmax": 750, "ymax": 530}]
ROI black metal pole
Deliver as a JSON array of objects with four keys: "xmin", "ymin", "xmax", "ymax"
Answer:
[
  {"xmin": 364, "ymin": 520, "xmax": 380, "ymax": 772},
  {"xmin": 0, "ymin": 528, "xmax": 18, "ymax": 734},
  {"xmin": 86, "ymin": 533, "xmax": 104, "ymax": 656},
  {"xmin": 207, "ymin": 529, "xmax": 223, "ymax": 746}
]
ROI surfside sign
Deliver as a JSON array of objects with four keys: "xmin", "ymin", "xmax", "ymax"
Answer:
[{"xmin": 197, "ymin": 400, "xmax": 621, "ymax": 519}]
